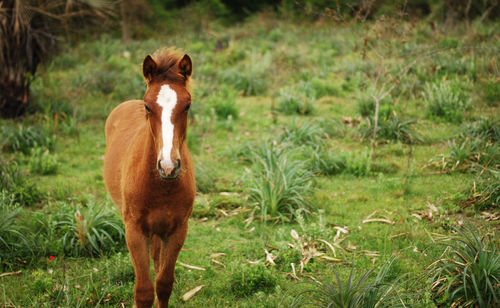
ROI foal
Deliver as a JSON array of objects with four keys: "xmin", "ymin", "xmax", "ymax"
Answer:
[{"xmin": 103, "ymin": 48, "xmax": 195, "ymax": 307}]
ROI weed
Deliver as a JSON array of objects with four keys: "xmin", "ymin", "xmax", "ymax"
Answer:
[
  {"xmin": 246, "ymin": 143, "xmax": 313, "ymax": 222},
  {"xmin": 0, "ymin": 193, "xmax": 31, "ymax": 260},
  {"xmin": 0, "ymin": 161, "xmax": 43, "ymax": 206},
  {"xmin": 359, "ymin": 115, "xmax": 420, "ymax": 144},
  {"xmin": 463, "ymin": 170, "xmax": 500, "ymax": 210},
  {"xmin": 219, "ymin": 52, "xmax": 271, "ymax": 96},
  {"xmin": 279, "ymin": 120, "xmax": 325, "ymax": 148},
  {"xmin": 423, "ymin": 80, "xmax": 471, "ymax": 123},
  {"xmin": 285, "ymin": 258, "xmax": 404, "ymax": 307},
  {"xmin": 428, "ymin": 223, "xmax": 499, "ymax": 308},
  {"xmin": 57, "ymin": 201, "xmax": 124, "ymax": 257},
  {"xmin": 459, "ymin": 118, "xmax": 499, "ymax": 143},
  {"xmin": 1, "ymin": 124, "xmax": 56, "ymax": 154},
  {"xmin": 230, "ymin": 264, "xmax": 277, "ymax": 297},
  {"xmin": 482, "ymin": 79, "xmax": 500, "ymax": 106},
  {"xmin": 205, "ymin": 85, "xmax": 239, "ymax": 121},
  {"xmin": 344, "ymin": 148, "xmax": 372, "ymax": 177},
  {"xmin": 27, "ymin": 146, "xmax": 59, "ymax": 175},
  {"xmin": 195, "ymin": 163, "xmax": 217, "ymax": 193},
  {"xmin": 277, "ymin": 86, "xmax": 315, "ymax": 115}
]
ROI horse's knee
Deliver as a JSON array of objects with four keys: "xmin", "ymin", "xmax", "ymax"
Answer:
[{"xmin": 135, "ymin": 285, "xmax": 155, "ymax": 308}]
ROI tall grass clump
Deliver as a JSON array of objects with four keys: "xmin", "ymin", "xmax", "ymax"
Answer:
[
  {"xmin": 279, "ymin": 120, "xmax": 325, "ymax": 148},
  {"xmin": 57, "ymin": 202, "xmax": 124, "ymax": 257},
  {"xmin": 246, "ymin": 143, "xmax": 313, "ymax": 222},
  {"xmin": 463, "ymin": 170, "xmax": 499, "ymax": 210},
  {"xmin": 0, "ymin": 161, "xmax": 43, "ymax": 206},
  {"xmin": 358, "ymin": 115, "xmax": 420, "ymax": 144},
  {"xmin": 27, "ymin": 146, "xmax": 59, "ymax": 175},
  {"xmin": 0, "ymin": 192, "xmax": 31, "ymax": 261},
  {"xmin": 482, "ymin": 80, "xmax": 500, "ymax": 106},
  {"xmin": 219, "ymin": 52, "xmax": 271, "ymax": 96},
  {"xmin": 1, "ymin": 124, "xmax": 56, "ymax": 154},
  {"xmin": 423, "ymin": 80, "xmax": 471, "ymax": 123},
  {"xmin": 286, "ymin": 259, "xmax": 404, "ymax": 307},
  {"xmin": 205, "ymin": 85, "xmax": 239, "ymax": 121},
  {"xmin": 428, "ymin": 224, "xmax": 500, "ymax": 308},
  {"xmin": 230, "ymin": 264, "xmax": 277, "ymax": 297},
  {"xmin": 277, "ymin": 86, "xmax": 315, "ymax": 115}
]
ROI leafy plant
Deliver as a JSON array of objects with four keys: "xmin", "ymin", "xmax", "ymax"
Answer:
[
  {"xmin": 463, "ymin": 170, "xmax": 500, "ymax": 210},
  {"xmin": 277, "ymin": 86, "xmax": 315, "ymax": 115},
  {"xmin": 0, "ymin": 192, "xmax": 31, "ymax": 260},
  {"xmin": 285, "ymin": 258, "xmax": 404, "ymax": 307},
  {"xmin": 206, "ymin": 85, "xmax": 239, "ymax": 121},
  {"xmin": 57, "ymin": 202, "xmax": 125, "ymax": 257},
  {"xmin": 230, "ymin": 264, "xmax": 277, "ymax": 297},
  {"xmin": 428, "ymin": 224, "xmax": 500, "ymax": 308},
  {"xmin": 27, "ymin": 146, "xmax": 59, "ymax": 175},
  {"xmin": 279, "ymin": 120, "xmax": 325, "ymax": 148},
  {"xmin": 358, "ymin": 115, "xmax": 420, "ymax": 144},
  {"xmin": 246, "ymin": 143, "xmax": 313, "ymax": 222},
  {"xmin": 0, "ymin": 161, "xmax": 43, "ymax": 206},
  {"xmin": 423, "ymin": 80, "xmax": 471, "ymax": 123},
  {"xmin": 1, "ymin": 124, "xmax": 56, "ymax": 154}
]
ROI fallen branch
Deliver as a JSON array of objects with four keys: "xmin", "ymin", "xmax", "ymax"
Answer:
[
  {"xmin": 0, "ymin": 270, "xmax": 22, "ymax": 278},
  {"xmin": 181, "ymin": 285, "xmax": 205, "ymax": 302},
  {"xmin": 362, "ymin": 218, "xmax": 394, "ymax": 225},
  {"xmin": 177, "ymin": 262, "xmax": 206, "ymax": 271}
]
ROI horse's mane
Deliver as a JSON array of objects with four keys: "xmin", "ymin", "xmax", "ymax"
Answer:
[{"xmin": 151, "ymin": 47, "xmax": 186, "ymax": 83}]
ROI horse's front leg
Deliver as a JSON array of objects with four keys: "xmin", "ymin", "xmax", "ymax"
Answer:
[
  {"xmin": 125, "ymin": 223, "xmax": 154, "ymax": 308},
  {"xmin": 155, "ymin": 223, "xmax": 188, "ymax": 308}
]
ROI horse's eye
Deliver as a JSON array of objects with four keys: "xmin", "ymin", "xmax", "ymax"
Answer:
[
  {"xmin": 184, "ymin": 104, "xmax": 191, "ymax": 112},
  {"xmin": 145, "ymin": 105, "xmax": 151, "ymax": 113}
]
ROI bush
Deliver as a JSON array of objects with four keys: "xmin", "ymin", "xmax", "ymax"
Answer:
[
  {"xmin": 230, "ymin": 264, "xmax": 277, "ymax": 297},
  {"xmin": 428, "ymin": 224, "xmax": 500, "ymax": 308},
  {"xmin": 0, "ymin": 161, "xmax": 43, "ymax": 206},
  {"xmin": 1, "ymin": 124, "xmax": 56, "ymax": 154},
  {"xmin": 246, "ymin": 143, "xmax": 313, "ymax": 222},
  {"xmin": 285, "ymin": 259, "xmax": 404, "ymax": 307},
  {"xmin": 423, "ymin": 80, "xmax": 471, "ymax": 123}
]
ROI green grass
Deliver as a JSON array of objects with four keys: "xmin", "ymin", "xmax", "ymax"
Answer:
[{"xmin": 0, "ymin": 7, "xmax": 499, "ymax": 307}]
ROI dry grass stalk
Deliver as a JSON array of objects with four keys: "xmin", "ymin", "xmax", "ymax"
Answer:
[{"xmin": 177, "ymin": 261, "xmax": 206, "ymax": 271}]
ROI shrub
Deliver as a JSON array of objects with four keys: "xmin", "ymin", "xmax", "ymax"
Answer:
[
  {"xmin": 1, "ymin": 124, "xmax": 56, "ymax": 154},
  {"xmin": 459, "ymin": 118, "xmax": 499, "ymax": 143},
  {"xmin": 27, "ymin": 146, "xmax": 59, "ymax": 175},
  {"xmin": 230, "ymin": 264, "xmax": 277, "ymax": 297},
  {"xmin": 246, "ymin": 143, "xmax": 313, "ymax": 222},
  {"xmin": 57, "ymin": 201, "xmax": 124, "ymax": 257},
  {"xmin": 0, "ymin": 161, "xmax": 43, "ymax": 206},
  {"xmin": 428, "ymin": 224, "xmax": 500, "ymax": 308},
  {"xmin": 423, "ymin": 80, "xmax": 471, "ymax": 123},
  {"xmin": 286, "ymin": 259, "xmax": 404, "ymax": 307}
]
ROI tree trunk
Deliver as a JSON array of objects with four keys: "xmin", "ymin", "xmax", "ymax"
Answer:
[{"xmin": 0, "ymin": 80, "xmax": 29, "ymax": 118}]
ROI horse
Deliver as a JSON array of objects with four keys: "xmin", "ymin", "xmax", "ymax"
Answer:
[{"xmin": 103, "ymin": 48, "xmax": 195, "ymax": 308}]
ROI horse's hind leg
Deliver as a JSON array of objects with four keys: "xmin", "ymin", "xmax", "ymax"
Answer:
[
  {"xmin": 155, "ymin": 224, "xmax": 188, "ymax": 308},
  {"xmin": 125, "ymin": 224, "xmax": 155, "ymax": 308}
]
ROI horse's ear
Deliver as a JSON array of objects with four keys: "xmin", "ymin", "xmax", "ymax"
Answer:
[
  {"xmin": 143, "ymin": 55, "xmax": 157, "ymax": 82},
  {"xmin": 178, "ymin": 54, "xmax": 192, "ymax": 80}
]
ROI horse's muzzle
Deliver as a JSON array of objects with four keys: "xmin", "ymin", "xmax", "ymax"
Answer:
[{"xmin": 158, "ymin": 159, "xmax": 181, "ymax": 180}]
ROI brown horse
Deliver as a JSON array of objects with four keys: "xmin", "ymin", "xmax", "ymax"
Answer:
[{"xmin": 103, "ymin": 48, "xmax": 195, "ymax": 308}]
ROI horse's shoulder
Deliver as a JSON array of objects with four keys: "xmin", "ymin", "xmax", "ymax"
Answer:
[{"xmin": 105, "ymin": 100, "xmax": 145, "ymax": 138}]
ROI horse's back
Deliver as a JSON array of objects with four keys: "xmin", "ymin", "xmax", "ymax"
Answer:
[{"xmin": 104, "ymin": 100, "xmax": 145, "ymax": 208}]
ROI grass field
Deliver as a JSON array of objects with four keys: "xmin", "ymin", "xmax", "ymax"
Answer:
[{"xmin": 1, "ymin": 9, "xmax": 499, "ymax": 307}]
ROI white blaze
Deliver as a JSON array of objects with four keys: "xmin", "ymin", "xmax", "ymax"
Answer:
[{"xmin": 156, "ymin": 84, "xmax": 178, "ymax": 169}]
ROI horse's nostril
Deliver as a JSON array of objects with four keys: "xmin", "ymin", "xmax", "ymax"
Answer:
[
  {"xmin": 157, "ymin": 160, "xmax": 162, "ymax": 171},
  {"xmin": 176, "ymin": 159, "xmax": 181, "ymax": 168}
]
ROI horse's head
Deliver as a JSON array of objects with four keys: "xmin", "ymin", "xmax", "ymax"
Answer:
[{"xmin": 142, "ymin": 49, "xmax": 192, "ymax": 180}]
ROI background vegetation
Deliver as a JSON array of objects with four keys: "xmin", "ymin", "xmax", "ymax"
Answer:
[{"xmin": 1, "ymin": 0, "xmax": 499, "ymax": 307}]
